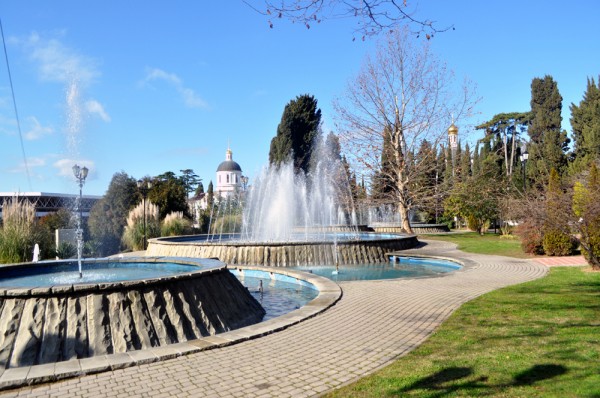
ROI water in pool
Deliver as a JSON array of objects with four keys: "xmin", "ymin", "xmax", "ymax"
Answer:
[
  {"xmin": 232, "ymin": 273, "xmax": 318, "ymax": 321},
  {"xmin": 290, "ymin": 256, "xmax": 461, "ymax": 282},
  {"xmin": 0, "ymin": 261, "xmax": 202, "ymax": 288}
]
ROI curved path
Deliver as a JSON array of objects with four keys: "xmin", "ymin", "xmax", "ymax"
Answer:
[{"xmin": 0, "ymin": 240, "xmax": 547, "ymax": 397}]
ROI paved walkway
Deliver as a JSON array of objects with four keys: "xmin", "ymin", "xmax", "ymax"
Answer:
[
  {"xmin": 533, "ymin": 255, "xmax": 588, "ymax": 267},
  {"xmin": 0, "ymin": 240, "xmax": 548, "ymax": 397}
]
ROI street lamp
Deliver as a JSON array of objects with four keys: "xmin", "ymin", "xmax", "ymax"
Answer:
[
  {"xmin": 137, "ymin": 179, "xmax": 152, "ymax": 250},
  {"xmin": 519, "ymin": 142, "xmax": 529, "ymax": 193},
  {"xmin": 72, "ymin": 164, "xmax": 89, "ymax": 278},
  {"xmin": 241, "ymin": 175, "xmax": 249, "ymax": 191}
]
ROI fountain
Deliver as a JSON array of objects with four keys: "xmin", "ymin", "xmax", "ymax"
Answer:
[
  {"xmin": 354, "ymin": 203, "xmax": 450, "ymax": 234},
  {"xmin": 147, "ymin": 140, "xmax": 419, "ymax": 266},
  {"xmin": 0, "ymin": 257, "xmax": 266, "ymax": 369}
]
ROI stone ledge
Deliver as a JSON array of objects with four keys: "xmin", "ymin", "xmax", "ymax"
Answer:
[{"xmin": 0, "ymin": 264, "xmax": 341, "ymax": 392}]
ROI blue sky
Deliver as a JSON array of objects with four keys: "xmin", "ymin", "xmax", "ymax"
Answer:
[{"xmin": 1, "ymin": 1, "xmax": 598, "ymax": 196}]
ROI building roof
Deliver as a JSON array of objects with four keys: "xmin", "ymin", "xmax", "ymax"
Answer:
[{"xmin": 216, "ymin": 160, "xmax": 242, "ymax": 172}]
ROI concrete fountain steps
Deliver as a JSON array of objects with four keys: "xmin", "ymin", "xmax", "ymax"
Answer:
[
  {"xmin": 0, "ymin": 264, "xmax": 265, "ymax": 371},
  {"xmin": 146, "ymin": 235, "xmax": 420, "ymax": 266}
]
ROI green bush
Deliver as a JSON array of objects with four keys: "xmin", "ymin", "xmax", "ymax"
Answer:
[
  {"xmin": 581, "ymin": 217, "xmax": 600, "ymax": 265},
  {"xmin": 542, "ymin": 228, "xmax": 578, "ymax": 256},
  {"xmin": 55, "ymin": 242, "xmax": 76, "ymax": 259}
]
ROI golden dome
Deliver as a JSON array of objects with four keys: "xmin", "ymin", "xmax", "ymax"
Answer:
[{"xmin": 448, "ymin": 123, "xmax": 458, "ymax": 136}]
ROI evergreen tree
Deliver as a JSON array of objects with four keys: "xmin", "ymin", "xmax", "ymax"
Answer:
[
  {"xmin": 149, "ymin": 172, "xmax": 191, "ymax": 219},
  {"xmin": 269, "ymin": 94, "xmax": 322, "ymax": 174},
  {"xmin": 476, "ymin": 111, "xmax": 531, "ymax": 177},
  {"xmin": 569, "ymin": 77, "xmax": 600, "ymax": 174},
  {"xmin": 528, "ymin": 76, "xmax": 570, "ymax": 185},
  {"xmin": 542, "ymin": 168, "xmax": 576, "ymax": 255},
  {"xmin": 471, "ymin": 142, "xmax": 481, "ymax": 176},
  {"xmin": 206, "ymin": 181, "xmax": 214, "ymax": 209},
  {"xmin": 194, "ymin": 182, "xmax": 205, "ymax": 197},
  {"xmin": 88, "ymin": 172, "xmax": 138, "ymax": 256},
  {"xmin": 371, "ymin": 125, "xmax": 396, "ymax": 202},
  {"xmin": 411, "ymin": 139, "xmax": 437, "ymax": 220},
  {"xmin": 572, "ymin": 163, "xmax": 600, "ymax": 268},
  {"xmin": 179, "ymin": 169, "xmax": 201, "ymax": 197},
  {"xmin": 458, "ymin": 142, "xmax": 472, "ymax": 182}
]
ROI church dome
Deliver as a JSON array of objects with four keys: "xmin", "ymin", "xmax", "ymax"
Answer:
[{"xmin": 216, "ymin": 160, "xmax": 242, "ymax": 172}]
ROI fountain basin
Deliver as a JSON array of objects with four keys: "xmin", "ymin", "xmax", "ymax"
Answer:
[
  {"xmin": 146, "ymin": 233, "xmax": 419, "ymax": 267},
  {"xmin": 370, "ymin": 223, "xmax": 450, "ymax": 234},
  {"xmin": 0, "ymin": 257, "xmax": 265, "ymax": 369},
  {"xmin": 290, "ymin": 256, "xmax": 462, "ymax": 282}
]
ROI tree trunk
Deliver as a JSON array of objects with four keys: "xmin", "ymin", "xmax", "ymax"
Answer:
[{"xmin": 398, "ymin": 202, "xmax": 413, "ymax": 234}]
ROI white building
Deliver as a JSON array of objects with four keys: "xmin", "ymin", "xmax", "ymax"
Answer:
[{"xmin": 215, "ymin": 147, "xmax": 243, "ymax": 199}]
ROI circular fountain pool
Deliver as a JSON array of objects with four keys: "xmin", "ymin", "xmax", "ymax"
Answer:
[
  {"xmin": 0, "ymin": 259, "xmax": 221, "ymax": 288},
  {"xmin": 290, "ymin": 256, "xmax": 461, "ymax": 282},
  {"xmin": 0, "ymin": 257, "xmax": 266, "ymax": 369},
  {"xmin": 147, "ymin": 232, "xmax": 419, "ymax": 267}
]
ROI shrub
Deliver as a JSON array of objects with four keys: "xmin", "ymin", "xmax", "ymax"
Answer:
[
  {"xmin": 500, "ymin": 223, "xmax": 515, "ymax": 239},
  {"xmin": 516, "ymin": 220, "xmax": 544, "ymax": 255},
  {"xmin": 122, "ymin": 201, "xmax": 160, "ymax": 251},
  {"xmin": 161, "ymin": 212, "xmax": 192, "ymax": 237},
  {"xmin": 55, "ymin": 242, "xmax": 76, "ymax": 259},
  {"xmin": 542, "ymin": 229, "xmax": 578, "ymax": 256},
  {"xmin": 581, "ymin": 220, "xmax": 600, "ymax": 266},
  {"xmin": 209, "ymin": 214, "xmax": 242, "ymax": 234},
  {"xmin": 466, "ymin": 215, "xmax": 490, "ymax": 235}
]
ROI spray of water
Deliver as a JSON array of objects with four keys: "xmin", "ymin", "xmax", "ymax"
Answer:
[
  {"xmin": 66, "ymin": 79, "xmax": 83, "ymax": 160},
  {"xmin": 238, "ymin": 138, "xmax": 358, "ymax": 242}
]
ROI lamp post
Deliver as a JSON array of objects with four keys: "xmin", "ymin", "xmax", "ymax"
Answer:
[
  {"xmin": 137, "ymin": 179, "xmax": 152, "ymax": 250},
  {"xmin": 72, "ymin": 164, "xmax": 89, "ymax": 278},
  {"xmin": 519, "ymin": 142, "xmax": 529, "ymax": 193}
]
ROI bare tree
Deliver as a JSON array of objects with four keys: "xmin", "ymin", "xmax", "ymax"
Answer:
[
  {"xmin": 334, "ymin": 28, "xmax": 476, "ymax": 233},
  {"xmin": 245, "ymin": 0, "xmax": 453, "ymax": 40}
]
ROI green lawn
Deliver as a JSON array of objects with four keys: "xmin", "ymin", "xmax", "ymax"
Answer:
[
  {"xmin": 422, "ymin": 231, "xmax": 530, "ymax": 258},
  {"xmin": 325, "ymin": 267, "xmax": 600, "ymax": 397},
  {"xmin": 327, "ymin": 233, "xmax": 600, "ymax": 398}
]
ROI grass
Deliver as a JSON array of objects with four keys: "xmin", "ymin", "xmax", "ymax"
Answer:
[
  {"xmin": 325, "ymin": 267, "xmax": 600, "ymax": 397},
  {"xmin": 422, "ymin": 231, "xmax": 531, "ymax": 258}
]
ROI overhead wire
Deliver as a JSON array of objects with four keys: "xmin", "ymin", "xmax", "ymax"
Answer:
[{"xmin": 0, "ymin": 17, "xmax": 32, "ymax": 191}]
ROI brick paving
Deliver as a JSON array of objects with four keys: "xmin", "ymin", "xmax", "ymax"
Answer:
[
  {"xmin": 533, "ymin": 255, "xmax": 588, "ymax": 267},
  {"xmin": 0, "ymin": 240, "xmax": 548, "ymax": 397}
]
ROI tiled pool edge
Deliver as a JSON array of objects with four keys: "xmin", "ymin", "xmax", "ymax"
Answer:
[{"xmin": 0, "ymin": 264, "xmax": 342, "ymax": 391}]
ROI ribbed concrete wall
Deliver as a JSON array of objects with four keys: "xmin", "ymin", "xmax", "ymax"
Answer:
[
  {"xmin": 372, "ymin": 224, "xmax": 450, "ymax": 234},
  {"xmin": 146, "ymin": 236, "xmax": 419, "ymax": 267},
  {"xmin": 0, "ymin": 267, "xmax": 265, "ymax": 369}
]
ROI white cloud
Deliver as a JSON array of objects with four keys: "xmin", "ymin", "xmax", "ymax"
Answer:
[
  {"xmin": 8, "ymin": 157, "xmax": 46, "ymax": 173},
  {"xmin": 142, "ymin": 67, "xmax": 208, "ymax": 109},
  {"xmin": 21, "ymin": 32, "xmax": 99, "ymax": 86},
  {"xmin": 85, "ymin": 100, "xmax": 111, "ymax": 122},
  {"xmin": 53, "ymin": 158, "xmax": 95, "ymax": 179},
  {"xmin": 24, "ymin": 117, "xmax": 54, "ymax": 140}
]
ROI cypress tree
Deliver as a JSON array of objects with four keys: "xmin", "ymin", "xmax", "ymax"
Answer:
[
  {"xmin": 459, "ymin": 142, "xmax": 471, "ymax": 181},
  {"xmin": 269, "ymin": 94, "xmax": 322, "ymax": 174},
  {"xmin": 569, "ymin": 77, "xmax": 600, "ymax": 174},
  {"xmin": 371, "ymin": 125, "xmax": 396, "ymax": 201},
  {"xmin": 528, "ymin": 76, "xmax": 570, "ymax": 185}
]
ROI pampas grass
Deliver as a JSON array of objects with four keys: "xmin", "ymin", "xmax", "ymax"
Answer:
[
  {"xmin": 0, "ymin": 197, "xmax": 38, "ymax": 263},
  {"xmin": 122, "ymin": 201, "xmax": 160, "ymax": 251}
]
